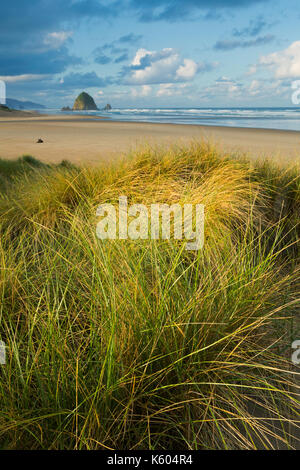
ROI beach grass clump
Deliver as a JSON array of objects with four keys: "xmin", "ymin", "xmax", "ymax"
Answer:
[
  {"xmin": 0, "ymin": 142, "xmax": 299, "ymax": 450},
  {"xmin": 0, "ymin": 155, "xmax": 48, "ymax": 192},
  {"xmin": 251, "ymin": 159, "xmax": 300, "ymax": 260},
  {"xmin": 0, "ymin": 155, "xmax": 76, "ymax": 194}
]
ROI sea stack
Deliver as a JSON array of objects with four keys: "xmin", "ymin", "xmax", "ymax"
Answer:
[
  {"xmin": 104, "ymin": 103, "xmax": 112, "ymax": 110},
  {"xmin": 73, "ymin": 92, "xmax": 98, "ymax": 111}
]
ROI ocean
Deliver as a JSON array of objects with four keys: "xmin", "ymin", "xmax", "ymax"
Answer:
[{"xmin": 46, "ymin": 107, "xmax": 300, "ymax": 132}]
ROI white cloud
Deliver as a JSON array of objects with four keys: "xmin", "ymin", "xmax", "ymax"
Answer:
[
  {"xmin": 44, "ymin": 31, "xmax": 73, "ymax": 49},
  {"xmin": 131, "ymin": 85, "xmax": 152, "ymax": 97},
  {"xmin": 248, "ymin": 78, "xmax": 290, "ymax": 98},
  {"xmin": 247, "ymin": 65, "xmax": 257, "ymax": 75},
  {"xmin": 131, "ymin": 48, "xmax": 152, "ymax": 66},
  {"xmin": 255, "ymin": 41, "xmax": 300, "ymax": 79},
  {"xmin": 199, "ymin": 76, "xmax": 291, "ymax": 104},
  {"xmin": 129, "ymin": 48, "xmax": 180, "ymax": 85},
  {"xmin": 156, "ymin": 83, "xmax": 188, "ymax": 97},
  {"xmin": 126, "ymin": 48, "xmax": 208, "ymax": 85},
  {"xmin": 200, "ymin": 77, "xmax": 244, "ymax": 101},
  {"xmin": 249, "ymin": 79, "xmax": 260, "ymax": 95},
  {"xmin": 176, "ymin": 59, "xmax": 198, "ymax": 80},
  {"xmin": 0, "ymin": 74, "xmax": 48, "ymax": 83},
  {"xmin": 97, "ymin": 90, "xmax": 104, "ymax": 96}
]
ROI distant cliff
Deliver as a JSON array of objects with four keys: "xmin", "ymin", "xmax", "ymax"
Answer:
[
  {"xmin": 73, "ymin": 92, "xmax": 98, "ymax": 111},
  {"xmin": 6, "ymin": 98, "xmax": 46, "ymax": 110}
]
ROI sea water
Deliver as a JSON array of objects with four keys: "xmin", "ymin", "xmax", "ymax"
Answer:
[{"xmin": 44, "ymin": 107, "xmax": 300, "ymax": 132}]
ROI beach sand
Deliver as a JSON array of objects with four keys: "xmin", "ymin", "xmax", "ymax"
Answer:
[{"xmin": 0, "ymin": 114, "xmax": 300, "ymax": 165}]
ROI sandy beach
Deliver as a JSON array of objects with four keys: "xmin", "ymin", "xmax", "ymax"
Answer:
[{"xmin": 0, "ymin": 113, "xmax": 300, "ymax": 165}]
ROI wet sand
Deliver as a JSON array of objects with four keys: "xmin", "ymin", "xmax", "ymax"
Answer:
[{"xmin": 0, "ymin": 114, "xmax": 299, "ymax": 165}]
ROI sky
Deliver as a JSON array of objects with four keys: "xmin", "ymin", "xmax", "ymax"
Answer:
[{"xmin": 1, "ymin": 0, "xmax": 300, "ymax": 108}]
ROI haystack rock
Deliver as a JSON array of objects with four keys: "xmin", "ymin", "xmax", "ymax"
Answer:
[{"xmin": 73, "ymin": 92, "xmax": 98, "ymax": 111}]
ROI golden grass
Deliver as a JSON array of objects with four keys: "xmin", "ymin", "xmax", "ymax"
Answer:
[{"xmin": 0, "ymin": 142, "xmax": 299, "ymax": 449}]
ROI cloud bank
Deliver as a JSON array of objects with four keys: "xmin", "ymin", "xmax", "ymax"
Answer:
[{"xmin": 123, "ymin": 48, "xmax": 217, "ymax": 85}]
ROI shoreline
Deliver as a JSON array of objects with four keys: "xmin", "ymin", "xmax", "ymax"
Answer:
[
  {"xmin": 2, "ymin": 111, "xmax": 300, "ymax": 133},
  {"xmin": 0, "ymin": 114, "xmax": 299, "ymax": 165},
  {"xmin": 3, "ymin": 114, "xmax": 300, "ymax": 134}
]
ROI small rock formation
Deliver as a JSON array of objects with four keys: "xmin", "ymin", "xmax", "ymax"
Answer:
[
  {"xmin": 73, "ymin": 92, "xmax": 98, "ymax": 111},
  {"xmin": 61, "ymin": 106, "xmax": 72, "ymax": 112},
  {"xmin": 103, "ymin": 103, "xmax": 112, "ymax": 111},
  {"xmin": 36, "ymin": 138, "xmax": 44, "ymax": 144}
]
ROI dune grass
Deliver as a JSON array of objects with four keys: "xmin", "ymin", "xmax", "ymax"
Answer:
[
  {"xmin": 0, "ymin": 142, "xmax": 299, "ymax": 450},
  {"xmin": 0, "ymin": 155, "xmax": 75, "ymax": 193}
]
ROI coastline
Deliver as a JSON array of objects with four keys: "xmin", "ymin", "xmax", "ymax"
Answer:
[{"xmin": 0, "ymin": 113, "xmax": 300, "ymax": 165}]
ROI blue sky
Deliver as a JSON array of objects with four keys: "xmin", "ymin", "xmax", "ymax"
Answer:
[{"xmin": 1, "ymin": 0, "xmax": 300, "ymax": 108}]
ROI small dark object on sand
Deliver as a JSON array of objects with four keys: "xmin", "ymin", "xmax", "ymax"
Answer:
[{"xmin": 36, "ymin": 138, "xmax": 44, "ymax": 143}]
